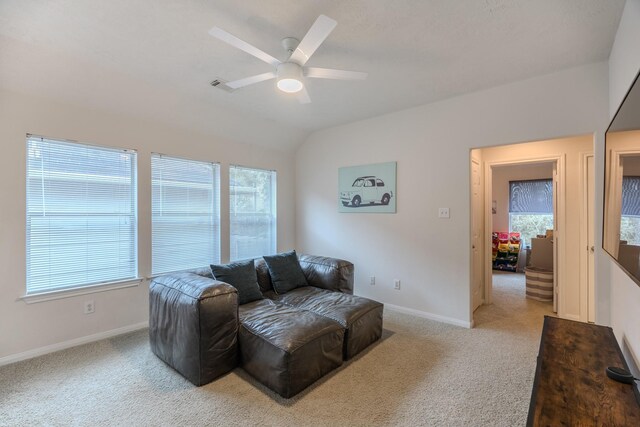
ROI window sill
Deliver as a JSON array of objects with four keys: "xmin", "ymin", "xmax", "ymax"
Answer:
[
  {"xmin": 19, "ymin": 278, "xmax": 144, "ymax": 304},
  {"xmin": 146, "ymin": 266, "xmax": 211, "ymax": 281}
]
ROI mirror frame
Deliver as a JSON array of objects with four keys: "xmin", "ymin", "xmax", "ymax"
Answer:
[{"xmin": 603, "ymin": 67, "xmax": 640, "ymax": 288}]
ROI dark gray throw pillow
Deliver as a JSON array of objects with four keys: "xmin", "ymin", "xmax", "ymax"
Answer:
[
  {"xmin": 210, "ymin": 260, "xmax": 263, "ymax": 305},
  {"xmin": 263, "ymin": 250, "xmax": 308, "ymax": 294}
]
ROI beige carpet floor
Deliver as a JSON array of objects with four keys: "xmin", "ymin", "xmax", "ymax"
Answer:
[{"xmin": 0, "ymin": 273, "xmax": 554, "ymax": 426}]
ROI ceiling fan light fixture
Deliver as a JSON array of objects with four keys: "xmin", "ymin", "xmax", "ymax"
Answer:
[
  {"xmin": 277, "ymin": 78, "xmax": 303, "ymax": 93},
  {"xmin": 276, "ymin": 62, "xmax": 303, "ymax": 93}
]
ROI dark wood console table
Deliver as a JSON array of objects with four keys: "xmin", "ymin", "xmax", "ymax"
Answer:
[{"xmin": 527, "ymin": 316, "xmax": 640, "ymax": 426}]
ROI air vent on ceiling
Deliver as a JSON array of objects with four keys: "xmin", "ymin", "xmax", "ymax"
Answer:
[{"xmin": 210, "ymin": 78, "xmax": 235, "ymax": 93}]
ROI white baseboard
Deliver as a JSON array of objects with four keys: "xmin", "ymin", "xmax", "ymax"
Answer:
[
  {"xmin": 622, "ymin": 336, "xmax": 640, "ymax": 375},
  {"xmin": 384, "ymin": 303, "xmax": 473, "ymax": 328},
  {"xmin": 621, "ymin": 336, "xmax": 640, "ymax": 397},
  {"xmin": 0, "ymin": 321, "xmax": 149, "ymax": 367}
]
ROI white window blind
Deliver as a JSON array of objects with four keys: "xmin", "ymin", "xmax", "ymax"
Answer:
[
  {"xmin": 509, "ymin": 179, "xmax": 553, "ymax": 213},
  {"xmin": 508, "ymin": 179, "xmax": 554, "ymax": 247},
  {"xmin": 622, "ymin": 176, "xmax": 640, "ymax": 216},
  {"xmin": 230, "ymin": 166, "xmax": 276, "ymax": 261},
  {"xmin": 152, "ymin": 154, "xmax": 220, "ymax": 274},
  {"xmin": 26, "ymin": 136, "xmax": 137, "ymax": 294}
]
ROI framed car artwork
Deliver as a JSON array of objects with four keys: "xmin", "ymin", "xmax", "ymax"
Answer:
[{"xmin": 338, "ymin": 161, "xmax": 397, "ymax": 213}]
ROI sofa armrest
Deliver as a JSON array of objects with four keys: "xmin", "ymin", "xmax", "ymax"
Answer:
[
  {"xmin": 149, "ymin": 273, "xmax": 239, "ymax": 386},
  {"xmin": 298, "ymin": 254, "xmax": 354, "ymax": 294}
]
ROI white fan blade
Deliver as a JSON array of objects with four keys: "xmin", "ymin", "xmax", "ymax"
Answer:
[
  {"xmin": 297, "ymin": 87, "xmax": 311, "ymax": 104},
  {"xmin": 289, "ymin": 15, "xmax": 337, "ymax": 66},
  {"xmin": 304, "ymin": 67, "xmax": 368, "ymax": 80},
  {"xmin": 209, "ymin": 27, "xmax": 281, "ymax": 67},
  {"xmin": 225, "ymin": 72, "xmax": 277, "ymax": 89}
]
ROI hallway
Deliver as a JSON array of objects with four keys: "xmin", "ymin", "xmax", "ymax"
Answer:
[{"xmin": 475, "ymin": 271, "xmax": 555, "ymax": 328}]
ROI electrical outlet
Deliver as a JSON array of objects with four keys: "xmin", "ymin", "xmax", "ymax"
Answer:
[
  {"xmin": 84, "ymin": 300, "xmax": 95, "ymax": 314},
  {"xmin": 438, "ymin": 208, "xmax": 450, "ymax": 218},
  {"xmin": 370, "ymin": 276, "xmax": 376, "ymax": 286},
  {"xmin": 394, "ymin": 279, "xmax": 401, "ymax": 290}
]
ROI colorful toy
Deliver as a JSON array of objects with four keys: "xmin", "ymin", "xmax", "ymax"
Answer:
[{"xmin": 492, "ymin": 232, "xmax": 521, "ymax": 271}]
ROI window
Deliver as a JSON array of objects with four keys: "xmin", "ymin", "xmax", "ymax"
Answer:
[
  {"xmin": 151, "ymin": 154, "xmax": 220, "ymax": 274},
  {"xmin": 509, "ymin": 179, "xmax": 553, "ymax": 247},
  {"xmin": 621, "ymin": 176, "xmax": 640, "ymax": 245},
  {"xmin": 26, "ymin": 136, "xmax": 137, "ymax": 294},
  {"xmin": 229, "ymin": 166, "xmax": 276, "ymax": 261}
]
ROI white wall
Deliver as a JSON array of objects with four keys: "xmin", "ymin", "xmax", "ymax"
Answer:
[
  {"xmin": 623, "ymin": 153, "xmax": 640, "ymax": 175},
  {"xmin": 0, "ymin": 89, "xmax": 297, "ymax": 362},
  {"xmin": 607, "ymin": 0, "xmax": 640, "ymax": 372},
  {"xmin": 609, "ymin": 0, "xmax": 640, "ymax": 117},
  {"xmin": 491, "ymin": 162, "xmax": 554, "ymax": 232},
  {"xmin": 296, "ymin": 62, "xmax": 608, "ymax": 327}
]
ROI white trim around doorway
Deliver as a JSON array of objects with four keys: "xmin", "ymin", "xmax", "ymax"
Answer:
[{"xmin": 579, "ymin": 152, "xmax": 595, "ymax": 323}]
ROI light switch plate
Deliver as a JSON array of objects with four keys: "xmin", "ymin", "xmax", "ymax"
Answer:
[{"xmin": 438, "ymin": 208, "xmax": 450, "ymax": 218}]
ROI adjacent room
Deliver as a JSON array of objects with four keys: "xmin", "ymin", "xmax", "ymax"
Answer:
[
  {"xmin": 1, "ymin": 1, "xmax": 640, "ymax": 425},
  {"xmin": 470, "ymin": 134, "xmax": 596, "ymax": 323}
]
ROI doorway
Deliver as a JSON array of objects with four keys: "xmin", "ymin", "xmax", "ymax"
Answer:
[
  {"xmin": 469, "ymin": 135, "xmax": 595, "ymax": 324},
  {"xmin": 488, "ymin": 160, "xmax": 558, "ymax": 312},
  {"xmin": 485, "ymin": 158, "xmax": 562, "ymax": 312}
]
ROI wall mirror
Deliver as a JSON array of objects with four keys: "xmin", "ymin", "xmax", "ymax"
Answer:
[{"xmin": 604, "ymin": 69, "xmax": 640, "ymax": 287}]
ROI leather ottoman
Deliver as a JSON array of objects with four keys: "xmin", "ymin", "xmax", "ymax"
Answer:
[
  {"xmin": 270, "ymin": 287, "xmax": 383, "ymax": 359},
  {"xmin": 238, "ymin": 299, "xmax": 344, "ymax": 398}
]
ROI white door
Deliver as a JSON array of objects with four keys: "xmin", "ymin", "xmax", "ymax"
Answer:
[
  {"xmin": 472, "ymin": 159, "xmax": 483, "ymax": 311},
  {"xmin": 587, "ymin": 155, "xmax": 595, "ymax": 322},
  {"xmin": 552, "ymin": 163, "xmax": 559, "ymax": 313}
]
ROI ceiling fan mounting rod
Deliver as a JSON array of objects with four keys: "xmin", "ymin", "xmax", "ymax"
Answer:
[{"xmin": 281, "ymin": 37, "xmax": 300, "ymax": 55}]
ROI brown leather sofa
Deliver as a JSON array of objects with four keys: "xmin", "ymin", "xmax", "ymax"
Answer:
[{"xmin": 149, "ymin": 254, "xmax": 383, "ymax": 398}]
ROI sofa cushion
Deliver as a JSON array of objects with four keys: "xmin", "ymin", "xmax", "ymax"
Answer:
[
  {"xmin": 270, "ymin": 287, "xmax": 383, "ymax": 359},
  {"xmin": 298, "ymin": 254, "xmax": 354, "ymax": 294},
  {"xmin": 254, "ymin": 258, "xmax": 274, "ymax": 293},
  {"xmin": 185, "ymin": 266, "xmax": 214, "ymax": 279},
  {"xmin": 262, "ymin": 250, "xmax": 308, "ymax": 294},
  {"xmin": 211, "ymin": 260, "xmax": 263, "ymax": 305}
]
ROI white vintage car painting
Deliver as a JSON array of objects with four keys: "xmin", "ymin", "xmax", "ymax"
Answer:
[{"xmin": 340, "ymin": 176, "xmax": 393, "ymax": 207}]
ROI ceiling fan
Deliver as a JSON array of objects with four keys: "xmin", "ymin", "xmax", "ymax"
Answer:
[{"xmin": 209, "ymin": 15, "xmax": 367, "ymax": 104}]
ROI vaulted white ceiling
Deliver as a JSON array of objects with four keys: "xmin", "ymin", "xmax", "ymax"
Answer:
[{"xmin": 0, "ymin": 0, "xmax": 625, "ymax": 151}]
